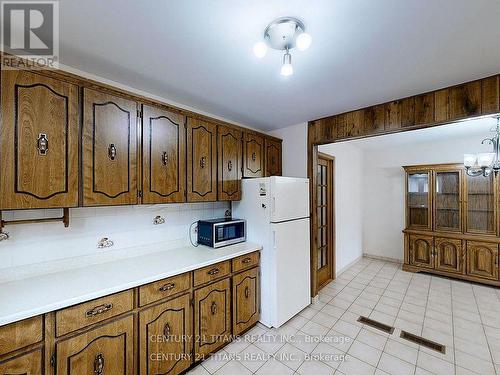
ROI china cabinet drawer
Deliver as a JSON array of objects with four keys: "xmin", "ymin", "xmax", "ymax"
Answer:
[
  {"xmin": 232, "ymin": 252, "xmax": 260, "ymax": 273},
  {"xmin": 193, "ymin": 261, "xmax": 231, "ymax": 287},
  {"xmin": 0, "ymin": 316, "xmax": 43, "ymax": 356},
  {"xmin": 56, "ymin": 290, "xmax": 134, "ymax": 336},
  {"xmin": 139, "ymin": 272, "xmax": 191, "ymax": 307}
]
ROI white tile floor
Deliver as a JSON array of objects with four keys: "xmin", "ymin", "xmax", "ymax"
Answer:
[{"xmin": 188, "ymin": 257, "xmax": 500, "ymax": 375}]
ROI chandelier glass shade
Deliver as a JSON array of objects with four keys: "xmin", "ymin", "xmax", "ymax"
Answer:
[{"xmin": 464, "ymin": 116, "xmax": 500, "ymax": 177}]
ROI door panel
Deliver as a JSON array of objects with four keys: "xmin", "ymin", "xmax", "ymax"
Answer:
[
  {"xmin": 139, "ymin": 294, "xmax": 192, "ymax": 375},
  {"xmin": 243, "ymin": 133, "xmax": 264, "ymax": 178},
  {"xmin": 265, "ymin": 138, "xmax": 282, "ymax": 176},
  {"xmin": 218, "ymin": 125, "xmax": 242, "ymax": 201},
  {"xmin": 409, "ymin": 235, "xmax": 434, "ymax": 269},
  {"xmin": 83, "ymin": 88, "xmax": 138, "ymax": 206},
  {"xmin": 194, "ymin": 278, "xmax": 231, "ymax": 357},
  {"xmin": 467, "ymin": 241, "xmax": 499, "ymax": 280},
  {"xmin": 406, "ymin": 171, "xmax": 431, "ymax": 230},
  {"xmin": 142, "ymin": 105, "xmax": 186, "ymax": 203},
  {"xmin": 435, "ymin": 237, "xmax": 462, "ymax": 274},
  {"xmin": 56, "ymin": 315, "xmax": 134, "ymax": 375},
  {"xmin": 434, "ymin": 169, "xmax": 462, "ymax": 232},
  {"xmin": 233, "ymin": 268, "xmax": 260, "ymax": 335},
  {"xmin": 0, "ymin": 348, "xmax": 43, "ymax": 374},
  {"xmin": 0, "ymin": 69, "xmax": 79, "ymax": 209},
  {"xmin": 465, "ymin": 173, "xmax": 497, "ymax": 235},
  {"xmin": 187, "ymin": 118, "xmax": 217, "ymax": 202}
]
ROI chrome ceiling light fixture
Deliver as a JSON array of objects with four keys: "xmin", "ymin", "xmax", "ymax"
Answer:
[
  {"xmin": 464, "ymin": 116, "xmax": 500, "ymax": 177},
  {"xmin": 253, "ymin": 17, "xmax": 311, "ymax": 77}
]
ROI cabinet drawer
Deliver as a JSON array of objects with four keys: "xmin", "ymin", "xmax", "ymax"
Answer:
[
  {"xmin": 0, "ymin": 348, "xmax": 43, "ymax": 374},
  {"xmin": 193, "ymin": 261, "xmax": 231, "ymax": 287},
  {"xmin": 0, "ymin": 316, "xmax": 43, "ymax": 356},
  {"xmin": 232, "ymin": 252, "xmax": 260, "ymax": 273},
  {"xmin": 56, "ymin": 290, "xmax": 134, "ymax": 337},
  {"xmin": 139, "ymin": 272, "xmax": 191, "ymax": 307}
]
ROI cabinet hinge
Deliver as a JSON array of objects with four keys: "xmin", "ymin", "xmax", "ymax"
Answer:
[
  {"xmin": 137, "ymin": 190, "xmax": 143, "ymax": 198},
  {"xmin": 190, "ymin": 298, "xmax": 194, "ymax": 306},
  {"xmin": 137, "ymin": 109, "xmax": 143, "ymax": 119},
  {"xmin": 50, "ymin": 354, "xmax": 56, "ymax": 367}
]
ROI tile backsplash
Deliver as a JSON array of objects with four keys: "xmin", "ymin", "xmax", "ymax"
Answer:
[{"xmin": 0, "ymin": 202, "xmax": 230, "ymax": 270}]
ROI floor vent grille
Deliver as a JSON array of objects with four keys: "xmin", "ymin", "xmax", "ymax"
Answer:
[
  {"xmin": 400, "ymin": 331, "xmax": 446, "ymax": 354},
  {"xmin": 357, "ymin": 316, "xmax": 395, "ymax": 334}
]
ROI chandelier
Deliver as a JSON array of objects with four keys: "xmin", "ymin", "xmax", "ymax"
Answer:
[{"xmin": 464, "ymin": 116, "xmax": 500, "ymax": 177}]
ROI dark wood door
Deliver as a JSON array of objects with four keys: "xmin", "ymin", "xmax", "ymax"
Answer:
[
  {"xmin": 56, "ymin": 315, "xmax": 134, "ymax": 375},
  {"xmin": 142, "ymin": 105, "xmax": 186, "ymax": 204},
  {"xmin": 187, "ymin": 118, "xmax": 217, "ymax": 202},
  {"xmin": 0, "ymin": 348, "xmax": 43, "ymax": 374},
  {"xmin": 139, "ymin": 293, "xmax": 192, "ymax": 375},
  {"xmin": 243, "ymin": 133, "xmax": 264, "ymax": 178},
  {"xmin": 218, "ymin": 125, "xmax": 242, "ymax": 201},
  {"xmin": 435, "ymin": 237, "xmax": 463, "ymax": 274},
  {"xmin": 467, "ymin": 241, "xmax": 499, "ymax": 280},
  {"xmin": 82, "ymin": 88, "xmax": 138, "ymax": 206},
  {"xmin": 233, "ymin": 268, "xmax": 259, "ymax": 336},
  {"xmin": 194, "ymin": 278, "xmax": 231, "ymax": 357},
  {"xmin": 0, "ymin": 69, "xmax": 79, "ymax": 209},
  {"xmin": 409, "ymin": 235, "xmax": 434, "ymax": 269},
  {"xmin": 264, "ymin": 138, "xmax": 282, "ymax": 176}
]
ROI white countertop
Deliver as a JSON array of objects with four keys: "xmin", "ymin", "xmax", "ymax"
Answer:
[{"xmin": 0, "ymin": 241, "xmax": 262, "ymax": 326}]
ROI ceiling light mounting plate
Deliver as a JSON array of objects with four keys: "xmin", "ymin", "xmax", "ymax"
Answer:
[{"xmin": 264, "ymin": 16, "xmax": 305, "ymax": 51}]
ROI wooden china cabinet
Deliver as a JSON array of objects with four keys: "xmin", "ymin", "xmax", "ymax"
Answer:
[{"xmin": 403, "ymin": 163, "xmax": 500, "ymax": 285}]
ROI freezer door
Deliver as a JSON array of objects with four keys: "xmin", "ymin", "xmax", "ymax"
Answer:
[
  {"xmin": 272, "ymin": 217, "xmax": 311, "ymax": 327},
  {"xmin": 270, "ymin": 177, "xmax": 310, "ymax": 223}
]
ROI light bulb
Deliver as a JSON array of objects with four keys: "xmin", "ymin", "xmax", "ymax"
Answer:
[
  {"xmin": 296, "ymin": 32, "xmax": 312, "ymax": 51},
  {"xmin": 464, "ymin": 154, "xmax": 477, "ymax": 167},
  {"xmin": 281, "ymin": 51, "xmax": 293, "ymax": 76},
  {"xmin": 253, "ymin": 41, "xmax": 267, "ymax": 58}
]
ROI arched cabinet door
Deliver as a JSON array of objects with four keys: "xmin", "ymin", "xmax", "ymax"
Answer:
[
  {"xmin": 186, "ymin": 118, "xmax": 217, "ymax": 202},
  {"xmin": 142, "ymin": 105, "xmax": 186, "ymax": 204},
  {"xmin": 232, "ymin": 267, "xmax": 260, "ymax": 335},
  {"xmin": 264, "ymin": 138, "xmax": 282, "ymax": 177},
  {"xmin": 409, "ymin": 235, "xmax": 434, "ymax": 269},
  {"xmin": 218, "ymin": 125, "xmax": 242, "ymax": 201},
  {"xmin": 243, "ymin": 132, "xmax": 264, "ymax": 178},
  {"xmin": 466, "ymin": 241, "xmax": 499, "ymax": 280},
  {"xmin": 435, "ymin": 237, "xmax": 462, "ymax": 274},
  {"xmin": 0, "ymin": 69, "xmax": 79, "ymax": 209},
  {"xmin": 82, "ymin": 88, "xmax": 138, "ymax": 206}
]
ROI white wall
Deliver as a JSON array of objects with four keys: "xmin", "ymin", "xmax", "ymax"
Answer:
[{"xmin": 269, "ymin": 122, "xmax": 308, "ymax": 178}]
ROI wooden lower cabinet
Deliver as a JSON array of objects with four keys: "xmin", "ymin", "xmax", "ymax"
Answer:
[
  {"xmin": 0, "ymin": 348, "xmax": 43, "ymax": 375},
  {"xmin": 467, "ymin": 241, "xmax": 499, "ymax": 280},
  {"xmin": 434, "ymin": 237, "xmax": 463, "ymax": 274},
  {"xmin": 194, "ymin": 278, "xmax": 231, "ymax": 357},
  {"xmin": 233, "ymin": 268, "xmax": 259, "ymax": 336},
  {"xmin": 56, "ymin": 315, "xmax": 134, "ymax": 375},
  {"xmin": 139, "ymin": 293, "xmax": 192, "ymax": 375},
  {"xmin": 409, "ymin": 235, "xmax": 434, "ymax": 269}
]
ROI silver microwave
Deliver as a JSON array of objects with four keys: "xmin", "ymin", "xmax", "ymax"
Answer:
[{"xmin": 197, "ymin": 218, "xmax": 246, "ymax": 248}]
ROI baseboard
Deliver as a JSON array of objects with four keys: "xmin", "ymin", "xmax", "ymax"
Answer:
[
  {"xmin": 363, "ymin": 253, "xmax": 403, "ymax": 264},
  {"xmin": 336, "ymin": 255, "xmax": 363, "ymax": 276}
]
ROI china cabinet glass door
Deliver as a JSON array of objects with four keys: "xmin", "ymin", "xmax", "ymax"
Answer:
[
  {"xmin": 407, "ymin": 172, "xmax": 431, "ymax": 229},
  {"xmin": 434, "ymin": 170, "xmax": 461, "ymax": 232},
  {"xmin": 466, "ymin": 173, "xmax": 496, "ymax": 234}
]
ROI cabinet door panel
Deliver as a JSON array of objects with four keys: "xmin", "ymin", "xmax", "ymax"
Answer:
[
  {"xmin": 434, "ymin": 169, "xmax": 462, "ymax": 232},
  {"xmin": 139, "ymin": 294, "xmax": 192, "ymax": 375},
  {"xmin": 142, "ymin": 105, "xmax": 186, "ymax": 203},
  {"xmin": 83, "ymin": 88, "xmax": 138, "ymax": 206},
  {"xmin": 56, "ymin": 315, "xmax": 134, "ymax": 375},
  {"xmin": 409, "ymin": 235, "xmax": 434, "ymax": 269},
  {"xmin": 187, "ymin": 118, "xmax": 217, "ymax": 202},
  {"xmin": 435, "ymin": 237, "xmax": 462, "ymax": 274},
  {"xmin": 194, "ymin": 278, "xmax": 231, "ymax": 357},
  {"xmin": 0, "ymin": 69, "xmax": 78, "ymax": 209},
  {"xmin": 406, "ymin": 171, "xmax": 432, "ymax": 230},
  {"xmin": 264, "ymin": 138, "xmax": 282, "ymax": 177},
  {"xmin": 467, "ymin": 241, "xmax": 499, "ymax": 280},
  {"xmin": 465, "ymin": 173, "xmax": 497, "ymax": 235},
  {"xmin": 243, "ymin": 133, "xmax": 264, "ymax": 178},
  {"xmin": 233, "ymin": 268, "xmax": 259, "ymax": 336},
  {"xmin": 0, "ymin": 348, "xmax": 43, "ymax": 374},
  {"xmin": 218, "ymin": 125, "xmax": 242, "ymax": 201}
]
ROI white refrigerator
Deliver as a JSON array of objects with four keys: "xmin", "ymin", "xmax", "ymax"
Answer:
[{"xmin": 233, "ymin": 176, "xmax": 311, "ymax": 328}]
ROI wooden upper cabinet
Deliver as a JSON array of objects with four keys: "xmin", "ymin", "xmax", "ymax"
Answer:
[
  {"xmin": 0, "ymin": 69, "xmax": 79, "ymax": 209},
  {"xmin": 142, "ymin": 105, "xmax": 186, "ymax": 204},
  {"xmin": 243, "ymin": 132, "xmax": 264, "ymax": 178},
  {"xmin": 435, "ymin": 81, "xmax": 482, "ymax": 122},
  {"xmin": 82, "ymin": 88, "xmax": 138, "ymax": 206},
  {"xmin": 186, "ymin": 118, "xmax": 217, "ymax": 202},
  {"xmin": 56, "ymin": 315, "xmax": 134, "ymax": 375},
  {"xmin": 218, "ymin": 125, "xmax": 242, "ymax": 201},
  {"xmin": 264, "ymin": 138, "xmax": 282, "ymax": 177},
  {"xmin": 467, "ymin": 241, "xmax": 499, "ymax": 280}
]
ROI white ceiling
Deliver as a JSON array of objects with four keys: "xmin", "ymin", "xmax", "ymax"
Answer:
[{"xmin": 58, "ymin": 0, "xmax": 500, "ymax": 130}]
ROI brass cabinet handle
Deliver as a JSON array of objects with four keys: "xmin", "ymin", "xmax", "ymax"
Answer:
[
  {"xmin": 207, "ymin": 267, "xmax": 220, "ymax": 275},
  {"xmin": 37, "ymin": 133, "xmax": 49, "ymax": 155},
  {"xmin": 211, "ymin": 301, "xmax": 217, "ymax": 315},
  {"xmin": 200, "ymin": 156, "xmax": 206, "ymax": 168},
  {"xmin": 159, "ymin": 282, "xmax": 176, "ymax": 292},
  {"xmin": 244, "ymin": 286, "xmax": 250, "ymax": 299},
  {"xmin": 108, "ymin": 143, "xmax": 117, "ymax": 161},
  {"xmin": 228, "ymin": 160, "xmax": 233, "ymax": 171},
  {"xmin": 163, "ymin": 323, "xmax": 171, "ymax": 339},
  {"xmin": 242, "ymin": 257, "xmax": 252, "ymax": 264},
  {"xmin": 161, "ymin": 151, "xmax": 168, "ymax": 166},
  {"xmin": 251, "ymin": 152, "xmax": 256, "ymax": 161},
  {"xmin": 85, "ymin": 303, "xmax": 113, "ymax": 318},
  {"xmin": 94, "ymin": 353, "xmax": 104, "ymax": 375}
]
